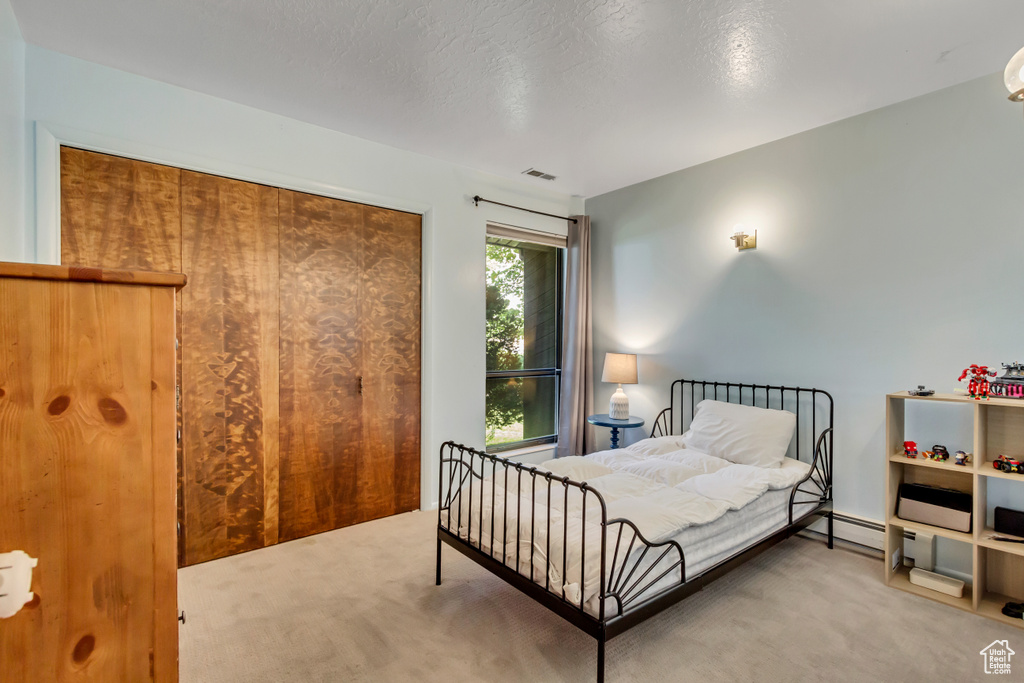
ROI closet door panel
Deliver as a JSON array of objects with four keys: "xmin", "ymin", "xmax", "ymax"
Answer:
[
  {"xmin": 278, "ymin": 190, "xmax": 363, "ymax": 541},
  {"xmin": 60, "ymin": 147, "xmax": 182, "ymax": 271},
  {"xmin": 361, "ymin": 207, "xmax": 422, "ymax": 519},
  {"xmin": 181, "ymin": 172, "xmax": 280, "ymax": 565},
  {"xmin": 59, "ymin": 146, "xmax": 187, "ymax": 565}
]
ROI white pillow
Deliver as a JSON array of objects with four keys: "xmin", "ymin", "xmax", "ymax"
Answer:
[{"xmin": 681, "ymin": 400, "xmax": 795, "ymax": 469}]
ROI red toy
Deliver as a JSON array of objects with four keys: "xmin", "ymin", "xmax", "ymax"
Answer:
[
  {"xmin": 959, "ymin": 364, "xmax": 997, "ymax": 400},
  {"xmin": 903, "ymin": 441, "xmax": 918, "ymax": 458}
]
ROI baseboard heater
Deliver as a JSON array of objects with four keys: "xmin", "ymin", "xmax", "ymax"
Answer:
[
  {"xmin": 832, "ymin": 512, "xmax": 885, "ymax": 533},
  {"xmin": 805, "ymin": 512, "xmax": 915, "ymax": 550}
]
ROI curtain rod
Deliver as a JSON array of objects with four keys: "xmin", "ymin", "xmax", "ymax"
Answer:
[{"xmin": 473, "ymin": 195, "xmax": 578, "ymax": 224}]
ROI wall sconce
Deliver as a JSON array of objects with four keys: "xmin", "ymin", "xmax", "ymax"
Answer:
[
  {"xmin": 1005, "ymin": 46, "xmax": 1024, "ymax": 111},
  {"xmin": 730, "ymin": 226, "xmax": 756, "ymax": 251}
]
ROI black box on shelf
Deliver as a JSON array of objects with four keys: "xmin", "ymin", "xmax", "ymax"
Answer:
[
  {"xmin": 994, "ymin": 507, "xmax": 1024, "ymax": 537},
  {"xmin": 897, "ymin": 483, "xmax": 972, "ymax": 533}
]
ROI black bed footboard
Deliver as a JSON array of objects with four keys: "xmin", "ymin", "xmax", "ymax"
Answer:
[{"xmin": 436, "ymin": 441, "xmax": 686, "ymax": 626}]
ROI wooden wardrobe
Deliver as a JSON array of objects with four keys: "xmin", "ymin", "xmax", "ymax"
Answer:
[
  {"xmin": 60, "ymin": 147, "xmax": 422, "ymax": 566},
  {"xmin": 0, "ymin": 262, "xmax": 183, "ymax": 682}
]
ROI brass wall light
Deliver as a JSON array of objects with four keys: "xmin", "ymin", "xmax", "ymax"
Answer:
[
  {"xmin": 1005, "ymin": 46, "xmax": 1024, "ymax": 110},
  {"xmin": 730, "ymin": 226, "xmax": 756, "ymax": 251}
]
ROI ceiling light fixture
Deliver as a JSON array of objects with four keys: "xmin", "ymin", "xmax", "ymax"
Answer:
[{"xmin": 1005, "ymin": 46, "xmax": 1024, "ymax": 110}]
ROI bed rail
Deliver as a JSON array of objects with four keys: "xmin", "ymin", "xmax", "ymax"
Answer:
[{"xmin": 436, "ymin": 441, "xmax": 685, "ymax": 627}]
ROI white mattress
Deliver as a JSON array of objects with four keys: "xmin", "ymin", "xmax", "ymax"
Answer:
[{"xmin": 670, "ymin": 485, "xmax": 793, "ymax": 580}]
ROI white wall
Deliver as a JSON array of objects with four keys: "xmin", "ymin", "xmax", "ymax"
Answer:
[
  {"xmin": 585, "ymin": 72, "xmax": 1024, "ymax": 522},
  {"xmin": 23, "ymin": 45, "xmax": 583, "ymax": 509},
  {"xmin": 0, "ymin": 0, "xmax": 25, "ymax": 261}
]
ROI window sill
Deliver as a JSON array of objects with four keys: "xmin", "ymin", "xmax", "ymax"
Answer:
[{"xmin": 488, "ymin": 443, "xmax": 557, "ymax": 460}]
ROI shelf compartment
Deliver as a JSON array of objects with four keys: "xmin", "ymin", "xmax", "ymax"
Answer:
[
  {"xmin": 979, "ymin": 461, "xmax": 1024, "ymax": 481},
  {"xmin": 977, "ymin": 592, "xmax": 1024, "ymax": 629},
  {"xmin": 888, "ymin": 565, "xmax": 973, "ymax": 612},
  {"xmin": 889, "ymin": 453, "xmax": 973, "ymax": 474},
  {"xmin": 978, "ymin": 529, "xmax": 1024, "ymax": 557},
  {"xmin": 888, "ymin": 516, "xmax": 973, "ymax": 544}
]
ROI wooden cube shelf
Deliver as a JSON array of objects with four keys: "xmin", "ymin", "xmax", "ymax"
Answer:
[{"xmin": 885, "ymin": 391, "xmax": 1024, "ymax": 628}]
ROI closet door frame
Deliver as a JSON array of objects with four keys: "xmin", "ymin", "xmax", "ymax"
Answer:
[{"xmin": 35, "ymin": 123, "xmax": 434, "ymax": 513}]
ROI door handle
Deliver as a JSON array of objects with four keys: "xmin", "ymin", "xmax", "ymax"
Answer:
[{"xmin": 358, "ymin": 376, "xmax": 363, "ymax": 395}]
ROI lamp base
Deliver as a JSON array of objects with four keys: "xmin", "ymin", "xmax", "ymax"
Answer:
[{"xmin": 609, "ymin": 386, "xmax": 629, "ymax": 420}]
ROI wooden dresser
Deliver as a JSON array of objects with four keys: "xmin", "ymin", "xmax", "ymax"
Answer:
[{"xmin": 0, "ymin": 262, "xmax": 185, "ymax": 681}]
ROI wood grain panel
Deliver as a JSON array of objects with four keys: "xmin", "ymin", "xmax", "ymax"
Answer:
[
  {"xmin": 181, "ymin": 172, "xmax": 280, "ymax": 565},
  {"xmin": 59, "ymin": 147, "xmax": 187, "ymax": 567},
  {"xmin": 60, "ymin": 146, "xmax": 182, "ymax": 271},
  {"xmin": 0, "ymin": 276, "xmax": 176, "ymax": 681},
  {"xmin": 361, "ymin": 206, "xmax": 422, "ymax": 519},
  {"xmin": 278, "ymin": 190, "xmax": 364, "ymax": 541}
]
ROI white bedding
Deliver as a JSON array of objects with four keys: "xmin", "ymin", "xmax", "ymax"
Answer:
[{"xmin": 440, "ymin": 439, "xmax": 811, "ymax": 617}]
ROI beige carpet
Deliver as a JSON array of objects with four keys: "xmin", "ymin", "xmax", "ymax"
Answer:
[{"xmin": 179, "ymin": 511, "xmax": 1019, "ymax": 682}]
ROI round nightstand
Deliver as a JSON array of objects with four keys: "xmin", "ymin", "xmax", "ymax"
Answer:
[{"xmin": 587, "ymin": 414, "xmax": 645, "ymax": 449}]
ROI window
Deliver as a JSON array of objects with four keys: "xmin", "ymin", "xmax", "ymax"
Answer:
[{"xmin": 485, "ymin": 225, "xmax": 565, "ymax": 452}]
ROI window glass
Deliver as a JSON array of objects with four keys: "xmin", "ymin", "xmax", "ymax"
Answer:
[{"xmin": 485, "ymin": 236, "xmax": 563, "ymax": 451}]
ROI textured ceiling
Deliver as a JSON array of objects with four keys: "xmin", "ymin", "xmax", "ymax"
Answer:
[{"xmin": 11, "ymin": 1, "xmax": 1024, "ymax": 197}]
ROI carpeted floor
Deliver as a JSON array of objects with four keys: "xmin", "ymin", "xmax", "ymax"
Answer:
[{"xmin": 179, "ymin": 511, "xmax": 1020, "ymax": 682}]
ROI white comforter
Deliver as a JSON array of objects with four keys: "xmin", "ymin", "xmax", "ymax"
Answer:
[{"xmin": 443, "ymin": 437, "xmax": 810, "ymax": 615}]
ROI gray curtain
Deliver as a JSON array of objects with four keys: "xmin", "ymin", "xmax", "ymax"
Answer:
[{"xmin": 557, "ymin": 215, "xmax": 594, "ymax": 457}]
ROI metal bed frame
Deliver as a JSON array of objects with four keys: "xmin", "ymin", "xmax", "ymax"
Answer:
[{"xmin": 436, "ymin": 379, "xmax": 834, "ymax": 682}]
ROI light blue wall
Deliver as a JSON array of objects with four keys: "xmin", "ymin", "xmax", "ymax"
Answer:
[
  {"xmin": 0, "ymin": 0, "xmax": 25, "ymax": 261},
  {"xmin": 585, "ymin": 73, "xmax": 1024, "ymax": 521}
]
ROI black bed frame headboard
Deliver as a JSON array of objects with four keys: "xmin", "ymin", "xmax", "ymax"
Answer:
[{"xmin": 649, "ymin": 378, "xmax": 834, "ymax": 468}]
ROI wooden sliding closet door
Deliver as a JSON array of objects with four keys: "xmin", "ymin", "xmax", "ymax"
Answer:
[
  {"xmin": 278, "ymin": 191, "xmax": 365, "ymax": 540},
  {"xmin": 180, "ymin": 172, "xmax": 280, "ymax": 565},
  {"xmin": 59, "ymin": 147, "xmax": 188, "ymax": 565},
  {"xmin": 278, "ymin": 192, "xmax": 421, "ymax": 541},
  {"xmin": 362, "ymin": 206, "xmax": 422, "ymax": 517}
]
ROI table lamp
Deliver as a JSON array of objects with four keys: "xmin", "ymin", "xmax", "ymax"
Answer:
[{"xmin": 602, "ymin": 352, "xmax": 638, "ymax": 419}]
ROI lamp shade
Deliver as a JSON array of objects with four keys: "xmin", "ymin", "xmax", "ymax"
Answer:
[
  {"xmin": 601, "ymin": 352, "xmax": 638, "ymax": 385},
  {"xmin": 1006, "ymin": 46, "xmax": 1024, "ymax": 99}
]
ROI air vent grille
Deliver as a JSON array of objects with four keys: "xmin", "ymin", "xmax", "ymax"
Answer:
[{"xmin": 522, "ymin": 168, "xmax": 556, "ymax": 181}]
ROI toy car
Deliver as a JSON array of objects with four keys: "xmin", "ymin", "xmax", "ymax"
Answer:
[
  {"xmin": 994, "ymin": 455, "xmax": 1024, "ymax": 474},
  {"xmin": 903, "ymin": 440, "xmax": 918, "ymax": 458},
  {"xmin": 932, "ymin": 445, "xmax": 949, "ymax": 462}
]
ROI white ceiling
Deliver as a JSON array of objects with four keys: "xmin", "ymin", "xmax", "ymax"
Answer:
[{"xmin": 11, "ymin": 1, "xmax": 1024, "ymax": 197}]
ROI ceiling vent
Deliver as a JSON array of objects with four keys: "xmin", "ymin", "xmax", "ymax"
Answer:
[{"xmin": 522, "ymin": 168, "xmax": 557, "ymax": 181}]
